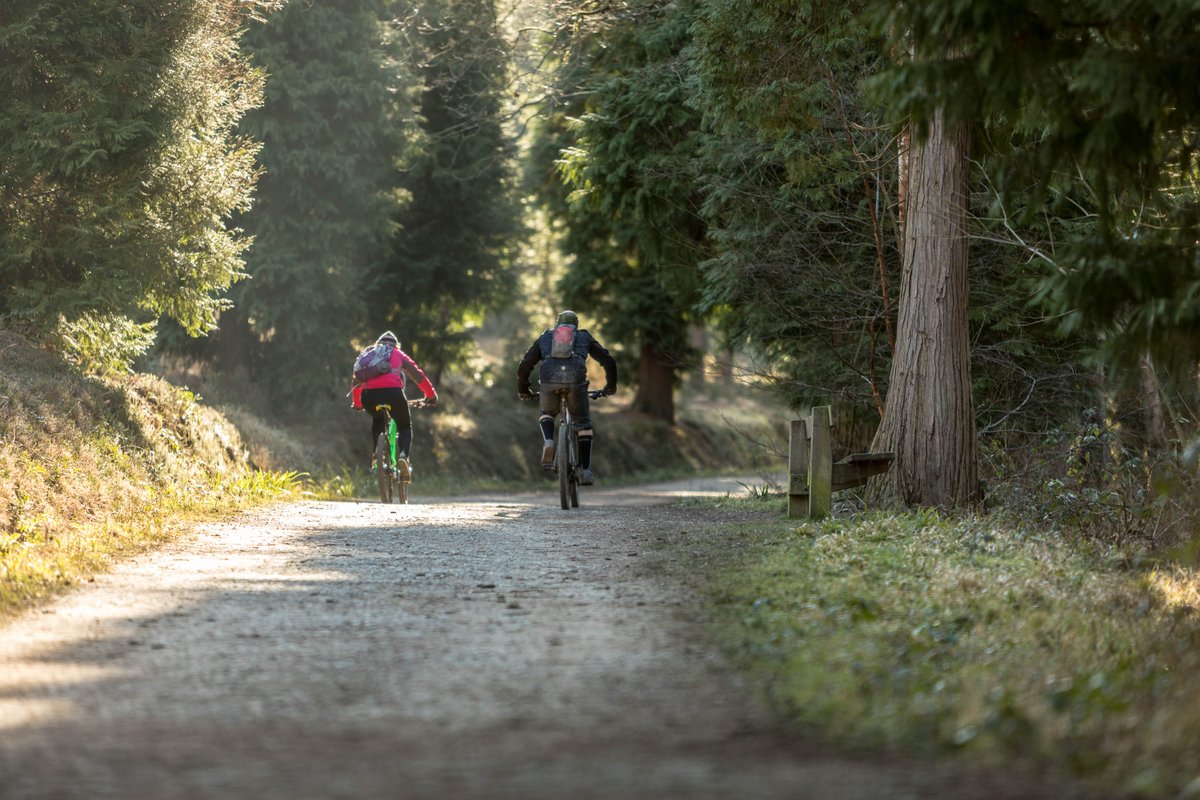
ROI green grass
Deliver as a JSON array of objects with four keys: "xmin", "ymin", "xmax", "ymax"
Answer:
[
  {"xmin": 0, "ymin": 468, "xmax": 301, "ymax": 615},
  {"xmin": 693, "ymin": 501, "xmax": 1200, "ymax": 798}
]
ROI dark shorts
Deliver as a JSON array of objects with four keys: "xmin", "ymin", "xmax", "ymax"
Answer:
[
  {"xmin": 361, "ymin": 387, "xmax": 409, "ymax": 419},
  {"xmin": 539, "ymin": 382, "xmax": 591, "ymax": 429},
  {"xmin": 360, "ymin": 387, "xmax": 411, "ymax": 447}
]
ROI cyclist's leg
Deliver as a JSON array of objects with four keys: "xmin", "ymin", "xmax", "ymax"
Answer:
[
  {"xmin": 391, "ymin": 395, "xmax": 413, "ymax": 458},
  {"xmin": 360, "ymin": 388, "xmax": 389, "ymax": 465},
  {"xmin": 538, "ymin": 387, "xmax": 564, "ymax": 468},
  {"xmin": 567, "ymin": 383, "xmax": 595, "ymax": 483}
]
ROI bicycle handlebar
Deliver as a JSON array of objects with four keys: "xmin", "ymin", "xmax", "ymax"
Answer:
[
  {"xmin": 524, "ymin": 390, "xmax": 608, "ymax": 400},
  {"xmin": 366, "ymin": 397, "xmax": 435, "ymax": 414}
]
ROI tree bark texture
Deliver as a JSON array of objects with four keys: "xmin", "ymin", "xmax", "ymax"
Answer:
[
  {"xmin": 871, "ymin": 112, "xmax": 978, "ymax": 508},
  {"xmin": 633, "ymin": 340, "xmax": 676, "ymax": 425},
  {"xmin": 1138, "ymin": 355, "xmax": 1169, "ymax": 452}
]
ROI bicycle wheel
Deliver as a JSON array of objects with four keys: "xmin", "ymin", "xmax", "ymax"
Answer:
[
  {"xmin": 374, "ymin": 433, "xmax": 392, "ymax": 503},
  {"xmin": 396, "ymin": 458, "xmax": 409, "ymax": 505},
  {"xmin": 557, "ymin": 418, "xmax": 570, "ymax": 510},
  {"xmin": 568, "ymin": 429, "xmax": 580, "ymax": 508}
]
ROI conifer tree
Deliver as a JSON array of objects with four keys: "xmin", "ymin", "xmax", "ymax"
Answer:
[
  {"xmin": 872, "ymin": 0, "xmax": 1200, "ymax": 375},
  {"xmin": 689, "ymin": 0, "xmax": 899, "ymax": 424},
  {"xmin": 220, "ymin": 0, "xmax": 412, "ymax": 406},
  {"xmin": 372, "ymin": 0, "xmax": 522, "ymax": 381},
  {"xmin": 533, "ymin": 0, "xmax": 707, "ymax": 425},
  {"xmin": 0, "ymin": 0, "xmax": 280, "ymax": 372}
]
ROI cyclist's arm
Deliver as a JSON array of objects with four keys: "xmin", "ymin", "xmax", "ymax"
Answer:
[
  {"xmin": 587, "ymin": 336, "xmax": 618, "ymax": 394},
  {"xmin": 399, "ymin": 353, "xmax": 437, "ymax": 400},
  {"xmin": 516, "ymin": 340, "xmax": 541, "ymax": 395}
]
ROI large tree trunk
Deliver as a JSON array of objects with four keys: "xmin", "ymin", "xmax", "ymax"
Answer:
[
  {"xmin": 215, "ymin": 307, "xmax": 256, "ymax": 371},
  {"xmin": 688, "ymin": 324, "xmax": 707, "ymax": 391},
  {"xmin": 871, "ymin": 111, "xmax": 978, "ymax": 508},
  {"xmin": 632, "ymin": 340, "xmax": 676, "ymax": 425},
  {"xmin": 1139, "ymin": 355, "xmax": 1170, "ymax": 453}
]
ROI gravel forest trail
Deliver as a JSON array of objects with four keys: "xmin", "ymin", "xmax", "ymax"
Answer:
[{"xmin": 0, "ymin": 479, "xmax": 1104, "ymax": 799}]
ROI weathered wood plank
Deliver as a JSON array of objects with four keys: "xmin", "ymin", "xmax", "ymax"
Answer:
[
  {"xmin": 788, "ymin": 409, "xmax": 893, "ymax": 517},
  {"xmin": 787, "ymin": 418, "xmax": 809, "ymax": 518},
  {"xmin": 830, "ymin": 452, "xmax": 895, "ymax": 491},
  {"xmin": 808, "ymin": 406, "xmax": 832, "ymax": 518}
]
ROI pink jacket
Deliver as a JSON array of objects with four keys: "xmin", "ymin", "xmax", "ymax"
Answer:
[{"xmin": 362, "ymin": 347, "xmax": 436, "ymax": 399}]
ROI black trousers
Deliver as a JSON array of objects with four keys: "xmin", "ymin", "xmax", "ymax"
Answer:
[{"xmin": 361, "ymin": 387, "xmax": 412, "ymax": 456}]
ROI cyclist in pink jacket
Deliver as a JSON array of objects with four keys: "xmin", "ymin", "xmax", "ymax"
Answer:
[{"xmin": 356, "ymin": 331, "xmax": 438, "ymax": 471}]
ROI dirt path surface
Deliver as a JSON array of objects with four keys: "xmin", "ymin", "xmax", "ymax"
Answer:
[{"xmin": 0, "ymin": 479, "xmax": 1103, "ymax": 800}]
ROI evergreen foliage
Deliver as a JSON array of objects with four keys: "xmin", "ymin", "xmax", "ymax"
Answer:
[
  {"xmin": 220, "ymin": 0, "xmax": 411, "ymax": 406},
  {"xmin": 0, "ymin": 0, "xmax": 280, "ymax": 373},
  {"xmin": 374, "ymin": 0, "xmax": 522, "ymax": 381},
  {"xmin": 687, "ymin": 0, "xmax": 1100, "ymax": 449},
  {"xmin": 870, "ymin": 0, "xmax": 1200, "ymax": 375},
  {"xmin": 533, "ymin": 0, "xmax": 707, "ymax": 423},
  {"xmin": 689, "ymin": 0, "xmax": 898, "ymax": 427}
]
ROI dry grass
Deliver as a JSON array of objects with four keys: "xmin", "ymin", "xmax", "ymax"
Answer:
[{"xmin": 0, "ymin": 332, "xmax": 296, "ymax": 617}]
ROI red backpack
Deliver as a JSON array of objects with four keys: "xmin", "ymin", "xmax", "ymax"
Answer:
[{"xmin": 550, "ymin": 324, "xmax": 577, "ymax": 359}]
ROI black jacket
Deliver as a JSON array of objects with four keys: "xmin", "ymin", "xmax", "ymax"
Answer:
[{"xmin": 517, "ymin": 328, "xmax": 618, "ymax": 395}]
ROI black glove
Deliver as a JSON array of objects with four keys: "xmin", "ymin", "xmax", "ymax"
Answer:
[
  {"xmin": 518, "ymin": 384, "xmax": 532, "ymax": 400},
  {"xmin": 602, "ymin": 385, "xmax": 617, "ymax": 396},
  {"xmin": 424, "ymin": 395, "xmax": 438, "ymax": 407}
]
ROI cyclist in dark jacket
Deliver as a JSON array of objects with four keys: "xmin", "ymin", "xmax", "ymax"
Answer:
[{"xmin": 517, "ymin": 310, "xmax": 617, "ymax": 486}]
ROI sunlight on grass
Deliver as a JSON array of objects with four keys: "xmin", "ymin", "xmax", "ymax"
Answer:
[
  {"xmin": 438, "ymin": 412, "xmax": 478, "ymax": 437},
  {"xmin": 0, "ymin": 342, "xmax": 314, "ymax": 619},
  {"xmin": 1146, "ymin": 566, "xmax": 1200, "ymax": 610}
]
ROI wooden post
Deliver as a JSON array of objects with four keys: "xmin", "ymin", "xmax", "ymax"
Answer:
[
  {"xmin": 789, "ymin": 405, "xmax": 893, "ymax": 519},
  {"xmin": 808, "ymin": 405, "xmax": 832, "ymax": 519},
  {"xmin": 788, "ymin": 418, "xmax": 809, "ymax": 518}
]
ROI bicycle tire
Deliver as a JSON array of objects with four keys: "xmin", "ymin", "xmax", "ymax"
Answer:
[
  {"xmin": 374, "ymin": 433, "xmax": 392, "ymax": 503},
  {"xmin": 568, "ymin": 429, "xmax": 580, "ymax": 508},
  {"xmin": 396, "ymin": 459, "xmax": 409, "ymax": 505},
  {"xmin": 557, "ymin": 417, "xmax": 570, "ymax": 510}
]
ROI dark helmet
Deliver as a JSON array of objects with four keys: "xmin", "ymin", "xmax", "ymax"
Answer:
[
  {"xmin": 376, "ymin": 330, "xmax": 399, "ymax": 347},
  {"xmin": 556, "ymin": 310, "xmax": 578, "ymax": 328}
]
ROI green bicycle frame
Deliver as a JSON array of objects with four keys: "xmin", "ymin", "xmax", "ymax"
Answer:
[{"xmin": 386, "ymin": 416, "xmax": 399, "ymax": 464}]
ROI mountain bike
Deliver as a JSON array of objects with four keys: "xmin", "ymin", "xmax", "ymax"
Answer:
[
  {"xmin": 372, "ymin": 399, "xmax": 429, "ymax": 504},
  {"xmin": 528, "ymin": 389, "xmax": 605, "ymax": 510}
]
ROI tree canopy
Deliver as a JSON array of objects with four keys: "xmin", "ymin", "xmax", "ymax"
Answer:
[
  {"xmin": 0, "ymin": 0, "xmax": 281, "ymax": 372},
  {"xmin": 531, "ymin": 0, "xmax": 709, "ymax": 423},
  {"xmin": 3, "ymin": 0, "xmax": 1197, "ymax": 501},
  {"xmin": 372, "ymin": 0, "xmax": 523, "ymax": 382}
]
